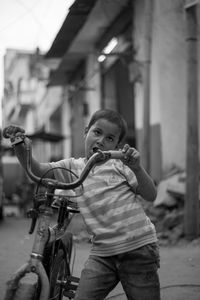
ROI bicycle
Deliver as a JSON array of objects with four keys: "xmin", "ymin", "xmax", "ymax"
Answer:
[{"xmin": 3, "ymin": 131, "xmax": 125, "ymax": 300}]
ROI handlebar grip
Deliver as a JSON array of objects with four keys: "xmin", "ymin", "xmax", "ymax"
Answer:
[
  {"xmin": 2, "ymin": 127, "xmax": 11, "ymax": 139},
  {"xmin": 2, "ymin": 126, "xmax": 26, "ymax": 146},
  {"xmin": 3, "ymin": 126, "xmax": 25, "ymax": 138},
  {"xmin": 108, "ymin": 150, "xmax": 125, "ymax": 159}
]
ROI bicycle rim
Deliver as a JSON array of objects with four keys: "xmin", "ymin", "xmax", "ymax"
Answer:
[{"xmin": 49, "ymin": 248, "xmax": 70, "ymax": 300}]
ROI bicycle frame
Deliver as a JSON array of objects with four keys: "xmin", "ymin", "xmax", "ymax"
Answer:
[
  {"xmin": 4, "ymin": 183, "xmax": 77, "ymax": 300},
  {"xmin": 3, "ymin": 133, "xmax": 125, "ymax": 300}
]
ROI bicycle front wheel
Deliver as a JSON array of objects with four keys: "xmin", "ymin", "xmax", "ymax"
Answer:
[{"xmin": 49, "ymin": 248, "xmax": 70, "ymax": 300}]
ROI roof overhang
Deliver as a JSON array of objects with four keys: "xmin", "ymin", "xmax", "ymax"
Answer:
[
  {"xmin": 45, "ymin": 0, "xmax": 131, "ymax": 86},
  {"xmin": 46, "ymin": 0, "xmax": 98, "ymax": 59}
]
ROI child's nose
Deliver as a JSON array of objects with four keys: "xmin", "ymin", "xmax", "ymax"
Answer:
[{"xmin": 97, "ymin": 136, "xmax": 105, "ymax": 146}]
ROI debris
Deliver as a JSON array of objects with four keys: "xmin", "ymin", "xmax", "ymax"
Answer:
[{"xmin": 145, "ymin": 167, "xmax": 200, "ymax": 245}]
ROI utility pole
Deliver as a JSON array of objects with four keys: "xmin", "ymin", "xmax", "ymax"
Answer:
[
  {"xmin": 184, "ymin": 1, "xmax": 199, "ymax": 239},
  {"xmin": 142, "ymin": 0, "xmax": 154, "ymax": 174}
]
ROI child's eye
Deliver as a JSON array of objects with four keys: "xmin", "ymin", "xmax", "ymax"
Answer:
[
  {"xmin": 106, "ymin": 136, "xmax": 114, "ymax": 142},
  {"xmin": 93, "ymin": 129, "xmax": 101, "ymax": 136}
]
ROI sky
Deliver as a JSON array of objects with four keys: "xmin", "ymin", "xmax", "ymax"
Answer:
[{"xmin": 0, "ymin": 0, "xmax": 75, "ymax": 123}]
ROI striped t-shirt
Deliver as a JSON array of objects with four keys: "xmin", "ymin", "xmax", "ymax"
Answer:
[{"xmin": 49, "ymin": 157, "xmax": 157, "ymax": 256}]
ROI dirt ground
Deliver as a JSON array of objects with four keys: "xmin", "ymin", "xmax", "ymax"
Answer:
[{"xmin": 0, "ymin": 216, "xmax": 200, "ymax": 300}]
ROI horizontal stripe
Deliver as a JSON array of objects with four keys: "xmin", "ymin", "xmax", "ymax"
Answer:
[
  {"xmin": 82, "ymin": 208, "xmax": 145, "ymax": 227},
  {"xmin": 50, "ymin": 157, "xmax": 157, "ymax": 256},
  {"xmin": 91, "ymin": 233, "xmax": 158, "ymax": 256},
  {"xmin": 79, "ymin": 192, "xmax": 140, "ymax": 214},
  {"xmin": 84, "ymin": 217, "xmax": 153, "ymax": 245},
  {"xmin": 92, "ymin": 221, "xmax": 155, "ymax": 244}
]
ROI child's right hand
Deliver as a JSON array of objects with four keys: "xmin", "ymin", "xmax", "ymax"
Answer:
[{"xmin": 3, "ymin": 125, "xmax": 25, "ymax": 139}]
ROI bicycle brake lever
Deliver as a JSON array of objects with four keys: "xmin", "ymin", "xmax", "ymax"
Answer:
[
  {"xmin": 10, "ymin": 135, "xmax": 25, "ymax": 146},
  {"xmin": 27, "ymin": 209, "xmax": 38, "ymax": 234}
]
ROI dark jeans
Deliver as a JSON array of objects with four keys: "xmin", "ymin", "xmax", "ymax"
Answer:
[{"xmin": 74, "ymin": 242, "xmax": 161, "ymax": 300}]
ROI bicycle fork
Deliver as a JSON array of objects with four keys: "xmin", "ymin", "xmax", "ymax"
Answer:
[{"xmin": 4, "ymin": 207, "xmax": 53, "ymax": 300}]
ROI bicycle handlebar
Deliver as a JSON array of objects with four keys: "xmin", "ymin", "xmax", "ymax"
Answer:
[
  {"xmin": 50, "ymin": 148, "xmax": 124, "ymax": 190},
  {"xmin": 3, "ymin": 132, "xmax": 125, "ymax": 190}
]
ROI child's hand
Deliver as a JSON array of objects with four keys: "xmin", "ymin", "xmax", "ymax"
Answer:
[
  {"xmin": 121, "ymin": 144, "xmax": 141, "ymax": 170},
  {"xmin": 3, "ymin": 125, "xmax": 25, "ymax": 138}
]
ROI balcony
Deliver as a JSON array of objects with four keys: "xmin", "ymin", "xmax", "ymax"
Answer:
[{"xmin": 17, "ymin": 90, "xmax": 35, "ymax": 117}]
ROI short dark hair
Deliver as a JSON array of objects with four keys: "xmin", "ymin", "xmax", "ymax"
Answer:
[{"xmin": 86, "ymin": 109, "xmax": 127, "ymax": 144}]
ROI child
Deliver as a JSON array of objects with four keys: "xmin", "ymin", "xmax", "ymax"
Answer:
[{"xmin": 4, "ymin": 109, "xmax": 160, "ymax": 300}]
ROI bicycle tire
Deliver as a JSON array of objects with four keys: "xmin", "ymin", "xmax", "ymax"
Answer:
[
  {"xmin": 49, "ymin": 248, "xmax": 71, "ymax": 300},
  {"xmin": 12, "ymin": 273, "xmax": 39, "ymax": 300},
  {"xmin": 46, "ymin": 232, "xmax": 73, "ymax": 300}
]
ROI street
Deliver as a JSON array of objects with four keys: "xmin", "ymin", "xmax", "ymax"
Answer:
[{"xmin": 0, "ymin": 216, "xmax": 200, "ymax": 300}]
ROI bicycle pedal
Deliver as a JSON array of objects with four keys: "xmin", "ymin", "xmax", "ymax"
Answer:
[
  {"xmin": 65, "ymin": 282, "xmax": 78, "ymax": 291},
  {"xmin": 65, "ymin": 276, "xmax": 79, "ymax": 293},
  {"xmin": 63, "ymin": 290, "xmax": 76, "ymax": 298},
  {"xmin": 68, "ymin": 275, "xmax": 80, "ymax": 283}
]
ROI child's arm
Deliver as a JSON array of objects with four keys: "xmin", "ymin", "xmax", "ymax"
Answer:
[
  {"xmin": 121, "ymin": 144, "xmax": 157, "ymax": 202},
  {"xmin": 14, "ymin": 141, "xmax": 53, "ymax": 178},
  {"xmin": 132, "ymin": 165, "xmax": 157, "ymax": 202},
  {"xmin": 3, "ymin": 125, "xmax": 53, "ymax": 178}
]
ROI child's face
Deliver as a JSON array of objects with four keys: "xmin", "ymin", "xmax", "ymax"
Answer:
[{"xmin": 85, "ymin": 118, "xmax": 121, "ymax": 158}]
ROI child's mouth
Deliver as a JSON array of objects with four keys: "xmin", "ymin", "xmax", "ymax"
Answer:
[{"xmin": 93, "ymin": 147, "xmax": 100, "ymax": 153}]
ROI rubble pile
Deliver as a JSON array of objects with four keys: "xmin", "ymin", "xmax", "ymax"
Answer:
[{"xmin": 143, "ymin": 167, "xmax": 200, "ymax": 246}]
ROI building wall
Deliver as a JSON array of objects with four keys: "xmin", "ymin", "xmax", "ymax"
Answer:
[
  {"xmin": 155, "ymin": 0, "xmax": 187, "ymax": 171},
  {"xmin": 84, "ymin": 54, "xmax": 101, "ymax": 126},
  {"xmin": 133, "ymin": 0, "xmax": 200, "ymax": 177},
  {"xmin": 62, "ymin": 88, "xmax": 72, "ymax": 159},
  {"xmin": 3, "ymin": 49, "xmax": 65, "ymax": 164},
  {"xmin": 33, "ymin": 86, "xmax": 63, "ymax": 161},
  {"xmin": 3, "ymin": 50, "xmax": 32, "ymax": 127},
  {"xmin": 36, "ymin": 86, "xmax": 63, "ymax": 129},
  {"xmin": 41, "ymin": 0, "xmax": 200, "ymax": 177}
]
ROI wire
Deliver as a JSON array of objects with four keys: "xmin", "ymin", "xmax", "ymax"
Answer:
[
  {"xmin": 15, "ymin": 0, "xmax": 51, "ymax": 38},
  {"xmin": 0, "ymin": 0, "xmax": 40, "ymax": 34},
  {"xmin": 0, "ymin": 0, "xmax": 59, "ymax": 50},
  {"xmin": 68, "ymin": 67, "xmax": 99, "ymax": 102}
]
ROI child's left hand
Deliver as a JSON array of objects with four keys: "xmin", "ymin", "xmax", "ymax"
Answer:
[{"xmin": 121, "ymin": 144, "xmax": 141, "ymax": 170}]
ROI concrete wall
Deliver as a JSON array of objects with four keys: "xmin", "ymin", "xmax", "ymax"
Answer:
[
  {"xmin": 133, "ymin": 0, "xmax": 200, "ymax": 177},
  {"xmin": 84, "ymin": 54, "xmax": 101, "ymax": 126},
  {"xmin": 62, "ymin": 88, "xmax": 72, "ymax": 159},
  {"xmin": 155, "ymin": 0, "xmax": 187, "ymax": 171}
]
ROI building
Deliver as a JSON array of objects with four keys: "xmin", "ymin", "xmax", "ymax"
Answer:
[
  {"xmin": 2, "ymin": 48, "xmax": 66, "ymax": 162},
  {"xmin": 44, "ymin": 0, "xmax": 200, "ymax": 182},
  {"xmin": 2, "ymin": 0, "xmax": 200, "ymax": 184},
  {"xmin": 2, "ymin": 48, "xmax": 65, "ymax": 200}
]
